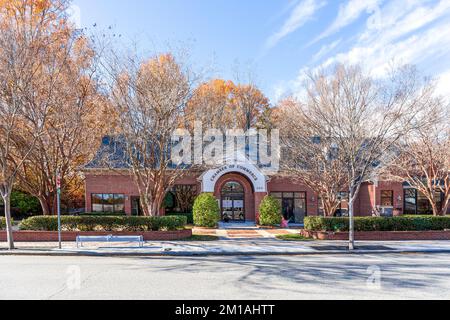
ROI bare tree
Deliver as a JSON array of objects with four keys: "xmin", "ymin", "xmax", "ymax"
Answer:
[
  {"xmin": 279, "ymin": 98, "xmax": 350, "ymax": 217},
  {"xmin": 296, "ymin": 64, "xmax": 436, "ymax": 250},
  {"xmin": 388, "ymin": 100, "xmax": 450, "ymax": 216},
  {"xmin": 106, "ymin": 52, "xmax": 195, "ymax": 216},
  {"xmin": 0, "ymin": 0, "xmax": 72, "ymax": 248}
]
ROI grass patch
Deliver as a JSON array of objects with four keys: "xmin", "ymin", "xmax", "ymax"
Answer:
[
  {"xmin": 276, "ymin": 233, "xmax": 313, "ymax": 241},
  {"xmin": 178, "ymin": 234, "xmax": 220, "ymax": 241}
]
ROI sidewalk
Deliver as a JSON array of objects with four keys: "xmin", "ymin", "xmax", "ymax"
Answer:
[{"xmin": 2, "ymin": 238, "xmax": 450, "ymax": 257}]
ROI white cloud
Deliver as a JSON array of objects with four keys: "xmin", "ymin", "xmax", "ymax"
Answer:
[
  {"xmin": 310, "ymin": 0, "xmax": 384, "ymax": 45},
  {"xmin": 311, "ymin": 38, "xmax": 341, "ymax": 63},
  {"xmin": 266, "ymin": 0, "xmax": 326, "ymax": 49},
  {"xmin": 67, "ymin": 4, "xmax": 82, "ymax": 29},
  {"xmin": 275, "ymin": 0, "xmax": 450, "ymax": 101},
  {"xmin": 436, "ymin": 70, "xmax": 450, "ymax": 100}
]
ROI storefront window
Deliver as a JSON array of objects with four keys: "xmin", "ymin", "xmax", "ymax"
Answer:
[
  {"xmin": 91, "ymin": 194, "xmax": 125, "ymax": 213},
  {"xmin": 403, "ymin": 189, "xmax": 442, "ymax": 215},
  {"xmin": 270, "ymin": 192, "xmax": 307, "ymax": 223},
  {"xmin": 404, "ymin": 189, "xmax": 417, "ymax": 215}
]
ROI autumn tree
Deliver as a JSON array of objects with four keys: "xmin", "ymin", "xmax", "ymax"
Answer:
[
  {"xmin": 388, "ymin": 101, "xmax": 450, "ymax": 216},
  {"xmin": 292, "ymin": 64, "xmax": 436, "ymax": 250},
  {"xmin": 232, "ymin": 84, "xmax": 270, "ymax": 130},
  {"xmin": 187, "ymin": 79, "xmax": 270, "ymax": 131},
  {"xmin": 279, "ymin": 98, "xmax": 349, "ymax": 217},
  {"xmin": 16, "ymin": 34, "xmax": 108, "ymax": 215},
  {"xmin": 106, "ymin": 53, "xmax": 195, "ymax": 216},
  {"xmin": 0, "ymin": 0, "xmax": 74, "ymax": 248},
  {"xmin": 186, "ymin": 79, "xmax": 236, "ymax": 131}
]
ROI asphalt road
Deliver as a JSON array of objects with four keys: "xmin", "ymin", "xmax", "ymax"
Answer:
[{"xmin": 1, "ymin": 253, "xmax": 450, "ymax": 300}]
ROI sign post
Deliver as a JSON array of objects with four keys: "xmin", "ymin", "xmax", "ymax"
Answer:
[{"xmin": 56, "ymin": 171, "xmax": 62, "ymax": 249}]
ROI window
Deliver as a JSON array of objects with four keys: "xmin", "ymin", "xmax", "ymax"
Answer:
[
  {"xmin": 403, "ymin": 189, "xmax": 442, "ymax": 215},
  {"xmin": 270, "ymin": 192, "xmax": 307, "ymax": 223},
  {"xmin": 404, "ymin": 189, "xmax": 417, "ymax": 215},
  {"xmin": 91, "ymin": 194, "xmax": 125, "ymax": 213},
  {"xmin": 380, "ymin": 190, "xmax": 394, "ymax": 207},
  {"xmin": 336, "ymin": 192, "xmax": 349, "ymax": 217}
]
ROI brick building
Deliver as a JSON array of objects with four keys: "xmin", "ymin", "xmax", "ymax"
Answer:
[{"xmin": 83, "ymin": 137, "xmax": 448, "ymax": 223}]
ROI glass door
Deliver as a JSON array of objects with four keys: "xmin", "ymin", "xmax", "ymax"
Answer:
[{"xmin": 221, "ymin": 182, "xmax": 245, "ymax": 222}]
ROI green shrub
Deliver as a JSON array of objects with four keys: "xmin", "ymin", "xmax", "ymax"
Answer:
[
  {"xmin": 0, "ymin": 217, "xmax": 7, "ymax": 230},
  {"xmin": 193, "ymin": 193, "xmax": 220, "ymax": 228},
  {"xmin": 259, "ymin": 195, "xmax": 282, "ymax": 226},
  {"xmin": 304, "ymin": 216, "xmax": 450, "ymax": 232},
  {"xmin": 11, "ymin": 191, "xmax": 41, "ymax": 215},
  {"xmin": 167, "ymin": 212, "xmax": 193, "ymax": 224},
  {"xmin": 19, "ymin": 215, "xmax": 187, "ymax": 232}
]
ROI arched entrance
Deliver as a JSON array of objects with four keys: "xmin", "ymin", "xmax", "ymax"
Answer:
[
  {"xmin": 201, "ymin": 163, "xmax": 268, "ymax": 223},
  {"xmin": 221, "ymin": 181, "xmax": 245, "ymax": 222}
]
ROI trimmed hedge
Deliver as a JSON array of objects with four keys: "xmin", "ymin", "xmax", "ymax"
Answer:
[
  {"xmin": 166, "ymin": 212, "xmax": 193, "ymax": 224},
  {"xmin": 259, "ymin": 195, "xmax": 282, "ymax": 226},
  {"xmin": 193, "ymin": 193, "xmax": 220, "ymax": 228},
  {"xmin": 304, "ymin": 216, "xmax": 450, "ymax": 232},
  {"xmin": 19, "ymin": 215, "xmax": 187, "ymax": 232}
]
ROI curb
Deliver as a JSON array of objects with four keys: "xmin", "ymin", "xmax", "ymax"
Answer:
[{"xmin": 1, "ymin": 248, "xmax": 450, "ymax": 257}]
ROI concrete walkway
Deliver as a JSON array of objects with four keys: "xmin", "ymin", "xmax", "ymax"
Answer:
[
  {"xmin": 2, "ymin": 238, "xmax": 450, "ymax": 256},
  {"xmin": 195, "ymin": 226, "xmax": 299, "ymax": 239}
]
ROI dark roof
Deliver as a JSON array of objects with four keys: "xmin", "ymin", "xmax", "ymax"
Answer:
[{"xmin": 85, "ymin": 136, "xmax": 131, "ymax": 169}]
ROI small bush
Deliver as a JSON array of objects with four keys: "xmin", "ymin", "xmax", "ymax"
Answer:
[
  {"xmin": 11, "ymin": 191, "xmax": 41, "ymax": 216},
  {"xmin": 0, "ymin": 217, "xmax": 7, "ymax": 230},
  {"xmin": 167, "ymin": 212, "xmax": 193, "ymax": 224},
  {"xmin": 304, "ymin": 216, "xmax": 450, "ymax": 232},
  {"xmin": 193, "ymin": 193, "xmax": 220, "ymax": 228},
  {"xmin": 19, "ymin": 215, "xmax": 187, "ymax": 232},
  {"xmin": 259, "ymin": 195, "xmax": 282, "ymax": 226}
]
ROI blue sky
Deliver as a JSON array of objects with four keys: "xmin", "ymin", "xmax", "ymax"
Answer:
[{"xmin": 71, "ymin": 0, "xmax": 450, "ymax": 102}]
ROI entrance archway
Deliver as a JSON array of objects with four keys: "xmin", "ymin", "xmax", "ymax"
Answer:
[{"xmin": 214, "ymin": 173, "xmax": 255, "ymax": 221}]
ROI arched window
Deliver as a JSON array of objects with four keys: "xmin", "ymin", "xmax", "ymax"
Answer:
[{"xmin": 221, "ymin": 181, "xmax": 244, "ymax": 195}]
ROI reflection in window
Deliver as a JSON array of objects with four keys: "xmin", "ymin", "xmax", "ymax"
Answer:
[
  {"xmin": 270, "ymin": 192, "xmax": 307, "ymax": 223},
  {"xmin": 403, "ymin": 189, "xmax": 442, "ymax": 215},
  {"xmin": 91, "ymin": 194, "xmax": 125, "ymax": 213}
]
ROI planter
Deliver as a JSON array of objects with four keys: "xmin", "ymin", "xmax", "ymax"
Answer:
[
  {"xmin": 301, "ymin": 229, "xmax": 450, "ymax": 241},
  {"xmin": 0, "ymin": 229, "xmax": 192, "ymax": 242}
]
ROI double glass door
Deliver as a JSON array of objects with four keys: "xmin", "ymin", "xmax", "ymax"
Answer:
[
  {"xmin": 222, "ymin": 196, "xmax": 245, "ymax": 222},
  {"xmin": 221, "ymin": 181, "xmax": 245, "ymax": 222}
]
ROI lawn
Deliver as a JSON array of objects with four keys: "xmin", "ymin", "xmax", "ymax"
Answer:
[
  {"xmin": 276, "ymin": 233, "xmax": 313, "ymax": 241},
  {"xmin": 178, "ymin": 234, "xmax": 220, "ymax": 241}
]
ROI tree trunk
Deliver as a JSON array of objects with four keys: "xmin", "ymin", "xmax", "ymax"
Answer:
[
  {"xmin": 2, "ymin": 194, "xmax": 15, "ymax": 250},
  {"xmin": 441, "ymin": 195, "xmax": 450, "ymax": 216},
  {"xmin": 38, "ymin": 196, "xmax": 51, "ymax": 216},
  {"xmin": 348, "ymin": 189, "xmax": 355, "ymax": 251}
]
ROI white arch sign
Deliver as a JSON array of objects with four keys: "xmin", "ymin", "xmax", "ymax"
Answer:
[{"xmin": 200, "ymin": 163, "xmax": 267, "ymax": 193}]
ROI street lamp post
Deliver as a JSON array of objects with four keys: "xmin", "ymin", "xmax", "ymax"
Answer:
[{"xmin": 56, "ymin": 171, "xmax": 62, "ymax": 249}]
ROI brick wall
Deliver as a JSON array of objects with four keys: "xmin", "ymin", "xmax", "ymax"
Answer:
[
  {"xmin": 0, "ymin": 230, "xmax": 192, "ymax": 242},
  {"xmin": 301, "ymin": 230, "xmax": 450, "ymax": 241}
]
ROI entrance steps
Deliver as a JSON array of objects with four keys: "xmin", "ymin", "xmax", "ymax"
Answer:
[{"xmin": 218, "ymin": 221, "xmax": 257, "ymax": 230}]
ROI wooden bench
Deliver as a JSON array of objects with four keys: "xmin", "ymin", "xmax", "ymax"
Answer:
[{"xmin": 76, "ymin": 235, "xmax": 144, "ymax": 248}]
